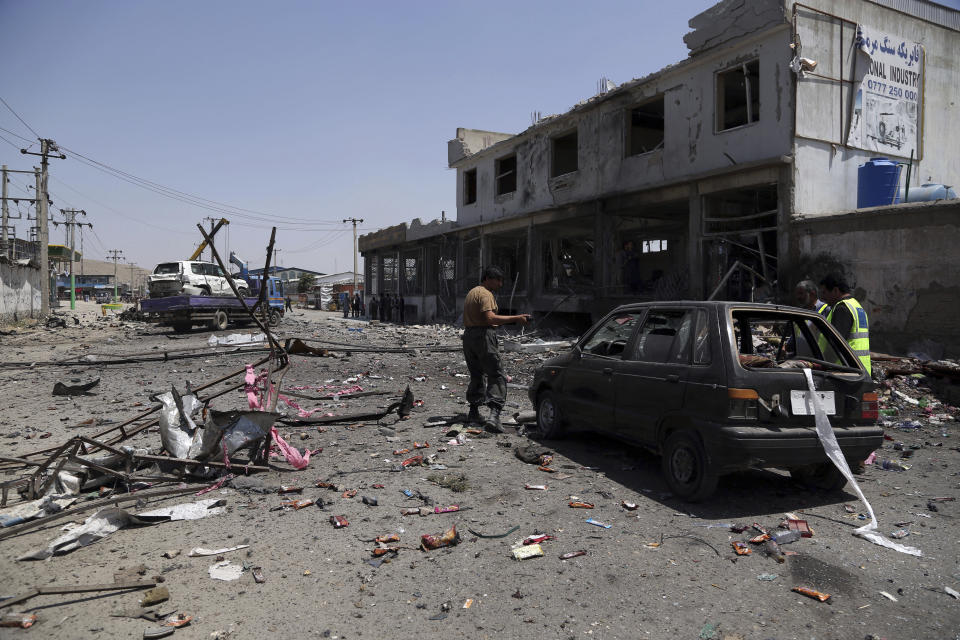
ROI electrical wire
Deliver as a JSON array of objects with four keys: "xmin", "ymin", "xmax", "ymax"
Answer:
[
  {"xmin": 0, "ymin": 132, "xmax": 21, "ymax": 150},
  {"xmin": 0, "ymin": 97, "xmax": 40, "ymax": 139},
  {"xmin": 50, "ymin": 176, "xmax": 194, "ymax": 235},
  {"xmin": 286, "ymin": 228, "xmax": 349, "ymax": 253},
  {"xmin": 57, "ymin": 143, "xmax": 344, "ymax": 226},
  {"xmin": 0, "ymin": 125, "xmax": 34, "ymax": 143}
]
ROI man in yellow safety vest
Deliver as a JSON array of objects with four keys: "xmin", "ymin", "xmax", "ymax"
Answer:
[{"xmin": 818, "ymin": 273, "xmax": 871, "ymax": 375}]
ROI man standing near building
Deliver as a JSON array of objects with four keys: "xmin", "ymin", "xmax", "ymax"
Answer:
[
  {"xmin": 794, "ymin": 279, "xmax": 830, "ymax": 317},
  {"xmin": 819, "ymin": 273, "xmax": 871, "ymax": 375},
  {"xmin": 462, "ymin": 266, "xmax": 532, "ymax": 432}
]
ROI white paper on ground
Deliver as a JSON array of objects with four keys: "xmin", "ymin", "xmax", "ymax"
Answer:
[
  {"xmin": 803, "ymin": 368, "xmax": 922, "ymax": 556},
  {"xmin": 18, "ymin": 507, "xmax": 142, "ymax": 560},
  {"xmin": 189, "ymin": 544, "xmax": 249, "ymax": 557},
  {"xmin": 208, "ymin": 333, "xmax": 265, "ymax": 346},
  {"xmin": 208, "ymin": 560, "xmax": 244, "ymax": 581}
]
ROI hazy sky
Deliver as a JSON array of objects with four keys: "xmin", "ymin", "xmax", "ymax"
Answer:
[{"xmin": 2, "ymin": 1, "xmax": 953, "ymax": 274}]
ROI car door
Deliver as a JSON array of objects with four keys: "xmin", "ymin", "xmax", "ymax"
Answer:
[
  {"xmin": 560, "ymin": 310, "xmax": 644, "ymax": 433},
  {"xmin": 614, "ymin": 307, "xmax": 696, "ymax": 445}
]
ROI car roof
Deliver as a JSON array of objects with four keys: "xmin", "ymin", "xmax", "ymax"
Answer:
[{"xmin": 609, "ymin": 300, "xmax": 819, "ymax": 317}]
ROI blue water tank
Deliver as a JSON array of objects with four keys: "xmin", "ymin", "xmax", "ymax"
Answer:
[
  {"xmin": 897, "ymin": 182, "xmax": 958, "ymax": 203},
  {"xmin": 857, "ymin": 157, "xmax": 902, "ymax": 208}
]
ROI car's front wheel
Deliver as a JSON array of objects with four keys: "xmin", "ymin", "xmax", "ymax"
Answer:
[
  {"xmin": 536, "ymin": 391, "xmax": 564, "ymax": 439},
  {"xmin": 790, "ymin": 463, "xmax": 847, "ymax": 491},
  {"xmin": 661, "ymin": 430, "xmax": 718, "ymax": 502}
]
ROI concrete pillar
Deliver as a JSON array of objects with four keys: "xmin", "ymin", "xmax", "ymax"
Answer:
[
  {"xmin": 776, "ymin": 165, "xmax": 793, "ymax": 298},
  {"xmin": 688, "ymin": 184, "xmax": 704, "ymax": 299}
]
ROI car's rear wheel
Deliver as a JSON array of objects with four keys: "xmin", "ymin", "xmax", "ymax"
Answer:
[
  {"xmin": 661, "ymin": 430, "xmax": 718, "ymax": 502},
  {"xmin": 209, "ymin": 310, "xmax": 229, "ymax": 331},
  {"xmin": 790, "ymin": 463, "xmax": 847, "ymax": 491},
  {"xmin": 536, "ymin": 391, "xmax": 564, "ymax": 439}
]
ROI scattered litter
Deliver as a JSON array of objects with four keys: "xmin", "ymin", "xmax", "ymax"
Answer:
[
  {"xmin": 330, "ymin": 515, "xmax": 349, "ymax": 528},
  {"xmin": 421, "ymin": 525, "xmax": 460, "ymax": 550},
  {"xmin": 525, "ymin": 484, "xmax": 547, "ymax": 491},
  {"xmin": 569, "ymin": 501, "xmax": 594, "ymax": 509},
  {"xmin": 52, "ymin": 378, "xmax": 100, "ymax": 396},
  {"xmin": 18, "ymin": 507, "xmax": 142, "ymax": 561},
  {"xmin": 207, "ymin": 560, "xmax": 243, "ymax": 581},
  {"xmin": 139, "ymin": 586, "xmax": 170, "ymax": 607},
  {"xmin": 143, "ymin": 626, "xmax": 175, "ymax": 639},
  {"xmin": 137, "ymin": 498, "xmax": 226, "ymax": 522},
  {"xmin": 792, "ymin": 586, "xmax": 830, "ymax": 602},
  {"xmin": 0, "ymin": 613, "xmax": 37, "ymax": 628},
  {"xmin": 280, "ymin": 499, "xmax": 315, "ymax": 510},
  {"xmin": 732, "ymin": 541, "xmax": 752, "ymax": 555},
  {"xmin": 879, "ymin": 591, "xmax": 898, "ymax": 602},
  {"xmin": 189, "ymin": 544, "xmax": 250, "ymax": 557},
  {"xmin": 207, "ymin": 332, "xmax": 265, "ymax": 346},
  {"xmin": 559, "ymin": 550, "xmax": 587, "ymax": 560},
  {"xmin": 512, "ymin": 544, "xmax": 544, "ymax": 560},
  {"xmin": 252, "ymin": 567, "xmax": 266, "ymax": 583},
  {"xmin": 945, "ymin": 586, "xmax": 960, "ymax": 599},
  {"xmin": 621, "ymin": 501, "xmax": 638, "ymax": 511},
  {"xmin": 585, "ymin": 518, "xmax": 611, "ymax": 529},
  {"xmin": 757, "ymin": 574, "xmax": 779, "ymax": 581}
]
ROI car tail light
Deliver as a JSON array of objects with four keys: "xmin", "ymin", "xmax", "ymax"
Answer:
[
  {"xmin": 861, "ymin": 392, "xmax": 878, "ymax": 421},
  {"xmin": 728, "ymin": 388, "xmax": 759, "ymax": 420}
]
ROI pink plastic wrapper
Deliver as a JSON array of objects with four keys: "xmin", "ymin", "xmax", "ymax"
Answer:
[{"xmin": 270, "ymin": 426, "xmax": 310, "ymax": 469}]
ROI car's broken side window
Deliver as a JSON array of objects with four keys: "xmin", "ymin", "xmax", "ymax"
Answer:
[
  {"xmin": 693, "ymin": 309, "xmax": 711, "ymax": 365},
  {"xmin": 580, "ymin": 312, "xmax": 642, "ymax": 358},
  {"xmin": 631, "ymin": 309, "xmax": 692, "ymax": 363},
  {"xmin": 732, "ymin": 311, "xmax": 859, "ymax": 371}
]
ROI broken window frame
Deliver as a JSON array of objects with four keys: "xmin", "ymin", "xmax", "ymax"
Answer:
[
  {"xmin": 550, "ymin": 129, "xmax": 579, "ymax": 178},
  {"xmin": 716, "ymin": 59, "xmax": 760, "ymax": 132},
  {"xmin": 625, "ymin": 96, "xmax": 665, "ymax": 157},
  {"xmin": 495, "ymin": 154, "xmax": 517, "ymax": 196},
  {"xmin": 463, "ymin": 168, "xmax": 478, "ymax": 205}
]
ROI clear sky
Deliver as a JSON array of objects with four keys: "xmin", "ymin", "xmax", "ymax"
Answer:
[{"xmin": 2, "ymin": 0, "xmax": 953, "ymax": 275}]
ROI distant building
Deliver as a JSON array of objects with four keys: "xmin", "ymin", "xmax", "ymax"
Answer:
[
  {"xmin": 360, "ymin": 0, "xmax": 960, "ymax": 354},
  {"xmin": 246, "ymin": 267, "xmax": 326, "ymax": 294}
]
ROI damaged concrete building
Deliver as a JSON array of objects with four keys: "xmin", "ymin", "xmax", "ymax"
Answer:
[{"xmin": 360, "ymin": 0, "xmax": 960, "ymax": 355}]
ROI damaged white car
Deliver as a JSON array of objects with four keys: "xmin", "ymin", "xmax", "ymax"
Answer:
[{"xmin": 148, "ymin": 260, "xmax": 249, "ymax": 298}]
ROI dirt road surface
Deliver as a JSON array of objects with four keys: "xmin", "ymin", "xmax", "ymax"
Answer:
[{"xmin": 1, "ymin": 301, "xmax": 957, "ymax": 639}]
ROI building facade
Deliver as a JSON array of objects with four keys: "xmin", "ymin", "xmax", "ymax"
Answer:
[{"xmin": 361, "ymin": 0, "xmax": 959, "ymax": 343}]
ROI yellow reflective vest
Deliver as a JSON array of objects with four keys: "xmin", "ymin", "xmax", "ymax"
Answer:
[{"xmin": 819, "ymin": 297, "xmax": 871, "ymax": 374}]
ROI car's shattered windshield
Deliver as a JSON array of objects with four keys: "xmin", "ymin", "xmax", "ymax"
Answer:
[{"xmin": 732, "ymin": 311, "xmax": 859, "ymax": 371}]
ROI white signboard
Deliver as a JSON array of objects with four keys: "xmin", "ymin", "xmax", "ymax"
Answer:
[{"xmin": 846, "ymin": 25, "xmax": 923, "ymax": 158}]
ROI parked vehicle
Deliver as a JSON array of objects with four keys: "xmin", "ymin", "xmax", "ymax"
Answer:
[
  {"xmin": 148, "ymin": 261, "xmax": 249, "ymax": 298},
  {"xmin": 528, "ymin": 301, "xmax": 881, "ymax": 501}
]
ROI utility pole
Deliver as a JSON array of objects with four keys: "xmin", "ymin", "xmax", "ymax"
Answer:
[
  {"xmin": 272, "ymin": 248, "xmax": 282, "ymax": 275},
  {"xmin": 128, "ymin": 261, "xmax": 135, "ymax": 299},
  {"xmin": 107, "ymin": 249, "xmax": 123, "ymax": 302},
  {"xmin": 342, "ymin": 217, "xmax": 364, "ymax": 294},
  {"xmin": 22, "ymin": 139, "xmax": 65, "ymax": 315},
  {"xmin": 60, "ymin": 209, "xmax": 91, "ymax": 310},
  {"xmin": 1, "ymin": 165, "xmax": 7, "ymax": 258},
  {"xmin": 202, "ymin": 217, "xmax": 217, "ymax": 261}
]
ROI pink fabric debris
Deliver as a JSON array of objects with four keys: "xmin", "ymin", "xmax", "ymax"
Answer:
[
  {"xmin": 245, "ymin": 365, "xmax": 262, "ymax": 410},
  {"xmin": 270, "ymin": 426, "xmax": 311, "ymax": 469},
  {"xmin": 197, "ymin": 473, "xmax": 235, "ymax": 496}
]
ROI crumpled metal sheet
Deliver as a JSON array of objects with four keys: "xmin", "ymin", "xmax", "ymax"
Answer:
[
  {"xmin": 208, "ymin": 410, "xmax": 278, "ymax": 458},
  {"xmin": 156, "ymin": 387, "xmax": 217, "ymax": 460},
  {"xmin": 18, "ymin": 506, "xmax": 143, "ymax": 561},
  {"xmin": 136, "ymin": 498, "xmax": 226, "ymax": 522},
  {"xmin": 0, "ymin": 495, "xmax": 77, "ymax": 528}
]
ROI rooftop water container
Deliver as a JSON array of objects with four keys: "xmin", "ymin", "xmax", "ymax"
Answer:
[
  {"xmin": 857, "ymin": 157, "xmax": 902, "ymax": 208},
  {"xmin": 897, "ymin": 183, "xmax": 958, "ymax": 203}
]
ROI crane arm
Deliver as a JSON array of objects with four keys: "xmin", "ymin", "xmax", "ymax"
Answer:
[{"xmin": 189, "ymin": 218, "xmax": 229, "ymax": 260}]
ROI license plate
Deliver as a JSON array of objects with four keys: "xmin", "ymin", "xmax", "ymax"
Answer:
[{"xmin": 790, "ymin": 390, "xmax": 836, "ymax": 416}]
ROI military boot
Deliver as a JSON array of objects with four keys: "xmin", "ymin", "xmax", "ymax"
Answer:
[
  {"xmin": 466, "ymin": 404, "xmax": 482, "ymax": 424},
  {"xmin": 484, "ymin": 406, "xmax": 504, "ymax": 433}
]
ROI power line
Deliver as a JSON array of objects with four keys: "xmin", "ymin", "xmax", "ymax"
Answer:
[
  {"xmin": 57, "ymin": 143, "xmax": 343, "ymax": 226},
  {"xmin": 50, "ymin": 176, "xmax": 194, "ymax": 235},
  {"xmin": 0, "ymin": 133, "xmax": 20, "ymax": 150},
  {"xmin": 0, "ymin": 97, "xmax": 39, "ymax": 139},
  {"xmin": 0, "ymin": 125, "xmax": 34, "ymax": 143}
]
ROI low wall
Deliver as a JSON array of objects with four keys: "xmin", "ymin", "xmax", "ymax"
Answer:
[
  {"xmin": 0, "ymin": 260, "xmax": 42, "ymax": 324},
  {"xmin": 790, "ymin": 200, "xmax": 960, "ymax": 358}
]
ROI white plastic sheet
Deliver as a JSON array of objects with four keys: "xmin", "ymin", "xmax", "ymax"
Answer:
[
  {"xmin": 207, "ymin": 333, "xmax": 265, "ymax": 347},
  {"xmin": 803, "ymin": 368, "xmax": 922, "ymax": 556}
]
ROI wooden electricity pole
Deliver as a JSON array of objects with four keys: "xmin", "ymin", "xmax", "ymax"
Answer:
[{"xmin": 342, "ymin": 217, "xmax": 364, "ymax": 294}]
